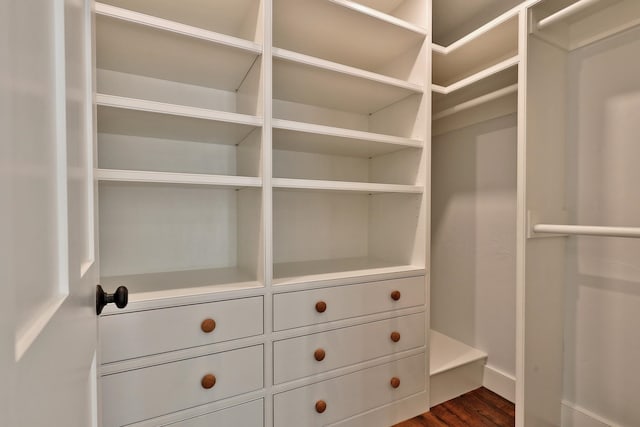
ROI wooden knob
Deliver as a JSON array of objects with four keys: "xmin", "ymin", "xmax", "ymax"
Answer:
[
  {"xmin": 390, "ymin": 331, "xmax": 401, "ymax": 342},
  {"xmin": 201, "ymin": 318, "xmax": 216, "ymax": 333},
  {"xmin": 201, "ymin": 374, "xmax": 216, "ymax": 389},
  {"xmin": 315, "ymin": 301, "xmax": 327, "ymax": 313},
  {"xmin": 390, "ymin": 377, "xmax": 401, "ymax": 388},
  {"xmin": 390, "ymin": 290, "xmax": 401, "ymax": 301},
  {"xmin": 314, "ymin": 348, "xmax": 326, "ymax": 361},
  {"xmin": 315, "ymin": 400, "xmax": 327, "ymax": 413}
]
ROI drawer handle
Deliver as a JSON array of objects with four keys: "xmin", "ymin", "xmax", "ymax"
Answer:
[
  {"xmin": 390, "ymin": 290, "xmax": 401, "ymax": 301},
  {"xmin": 315, "ymin": 400, "xmax": 327, "ymax": 414},
  {"xmin": 390, "ymin": 331, "xmax": 401, "ymax": 342},
  {"xmin": 315, "ymin": 301, "xmax": 327, "ymax": 313},
  {"xmin": 390, "ymin": 377, "xmax": 401, "ymax": 389},
  {"xmin": 201, "ymin": 318, "xmax": 216, "ymax": 333},
  {"xmin": 201, "ymin": 374, "xmax": 216, "ymax": 389},
  {"xmin": 314, "ymin": 348, "xmax": 326, "ymax": 361}
]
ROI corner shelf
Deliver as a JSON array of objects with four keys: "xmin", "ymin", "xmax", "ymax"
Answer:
[
  {"xmin": 432, "ymin": 12, "xmax": 518, "ymax": 88},
  {"xmin": 96, "ymin": 3, "xmax": 262, "ymax": 91}
]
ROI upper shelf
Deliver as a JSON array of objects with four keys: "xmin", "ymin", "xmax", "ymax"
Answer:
[
  {"xmin": 273, "ymin": 48, "xmax": 423, "ymax": 114},
  {"xmin": 97, "ymin": 0, "xmax": 262, "ymax": 42},
  {"xmin": 531, "ymin": 0, "xmax": 640, "ymax": 50},
  {"xmin": 272, "ymin": 119, "xmax": 423, "ymax": 158},
  {"xmin": 274, "ymin": 0, "xmax": 427, "ymax": 75},
  {"xmin": 432, "ymin": 0, "xmax": 523, "ymax": 46},
  {"xmin": 96, "ymin": 3, "xmax": 261, "ymax": 91},
  {"xmin": 96, "ymin": 94, "xmax": 262, "ymax": 145},
  {"xmin": 432, "ymin": 14, "xmax": 519, "ymax": 88}
]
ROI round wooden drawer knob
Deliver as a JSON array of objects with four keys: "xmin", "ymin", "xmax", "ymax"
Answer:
[
  {"xmin": 390, "ymin": 377, "xmax": 401, "ymax": 389},
  {"xmin": 314, "ymin": 348, "xmax": 326, "ymax": 361},
  {"xmin": 315, "ymin": 301, "xmax": 327, "ymax": 313},
  {"xmin": 390, "ymin": 331, "xmax": 401, "ymax": 342},
  {"xmin": 201, "ymin": 318, "xmax": 216, "ymax": 333},
  {"xmin": 315, "ymin": 400, "xmax": 327, "ymax": 413},
  {"xmin": 390, "ymin": 290, "xmax": 401, "ymax": 301},
  {"xmin": 201, "ymin": 374, "xmax": 216, "ymax": 389}
]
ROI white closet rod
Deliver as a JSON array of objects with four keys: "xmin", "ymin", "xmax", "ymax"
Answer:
[
  {"xmin": 533, "ymin": 224, "xmax": 640, "ymax": 238},
  {"xmin": 432, "ymin": 84, "xmax": 517, "ymax": 120},
  {"xmin": 537, "ymin": 0, "xmax": 602, "ymax": 29}
]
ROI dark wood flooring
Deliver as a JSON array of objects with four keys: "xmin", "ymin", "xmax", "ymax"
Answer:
[{"xmin": 394, "ymin": 388, "xmax": 515, "ymax": 427}]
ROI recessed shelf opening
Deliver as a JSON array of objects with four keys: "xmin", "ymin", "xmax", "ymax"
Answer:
[{"xmin": 98, "ymin": 183, "xmax": 263, "ymax": 296}]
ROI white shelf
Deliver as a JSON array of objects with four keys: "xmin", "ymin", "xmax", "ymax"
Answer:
[
  {"xmin": 273, "ymin": 48, "xmax": 423, "ymax": 114},
  {"xmin": 273, "ymin": 257, "xmax": 425, "ymax": 285},
  {"xmin": 97, "ymin": 94, "xmax": 261, "ymax": 144},
  {"xmin": 430, "ymin": 330, "xmax": 487, "ymax": 376},
  {"xmin": 433, "ymin": 14, "xmax": 518, "ymax": 87},
  {"xmin": 272, "ymin": 119, "xmax": 422, "ymax": 158},
  {"xmin": 98, "ymin": 0, "xmax": 260, "ymax": 40},
  {"xmin": 432, "ymin": 56, "xmax": 519, "ymax": 95},
  {"xmin": 274, "ymin": 0, "xmax": 426, "ymax": 73},
  {"xmin": 96, "ymin": 3, "xmax": 261, "ymax": 91},
  {"xmin": 100, "ymin": 267, "xmax": 261, "ymax": 313},
  {"xmin": 272, "ymin": 178, "xmax": 423, "ymax": 194},
  {"xmin": 97, "ymin": 169, "xmax": 262, "ymax": 189}
]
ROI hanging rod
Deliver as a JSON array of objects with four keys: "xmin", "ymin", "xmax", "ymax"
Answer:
[
  {"xmin": 537, "ymin": 0, "xmax": 602, "ymax": 30},
  {"xmin": 432, "ymin": 84, "xmax": 518, "ymax": 120},
  {"xmin": 533, "ymin": 224, "xmax": 640, "ymax": 238}
]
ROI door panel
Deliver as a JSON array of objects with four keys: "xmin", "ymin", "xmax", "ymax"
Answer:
[{"xmin": 2, "ymin": 1, "xmax": 98, "ymax": 426}]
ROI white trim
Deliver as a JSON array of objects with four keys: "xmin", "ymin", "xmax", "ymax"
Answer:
[
  {"xmin": 561, "ymin": 401, "xmax": 619, "ymax": 427},
  {"xmin": 432, "ymin": 84, "xmax": 518, "ymax": 120},
  {"xmin": 482, "ymin": 365, "xmax": 516, "ymax": 403},
  {"xmin": 537, "ymin": 0, "xmax": 603, "ymax": 30}
]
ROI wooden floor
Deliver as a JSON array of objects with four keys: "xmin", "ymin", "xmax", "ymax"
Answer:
[{"xmin": 394, "ymin": 388, "xmax": 515, "ymax": 427}]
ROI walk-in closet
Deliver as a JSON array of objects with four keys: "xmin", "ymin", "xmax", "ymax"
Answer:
[{"xmin": 4, "ymin": 0, "xmax": 640, "ymax": 426}]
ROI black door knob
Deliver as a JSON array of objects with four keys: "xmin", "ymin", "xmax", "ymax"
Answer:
[{"xmin": 96, "ymin": 284, "xmax": 128, "ymax": 315}]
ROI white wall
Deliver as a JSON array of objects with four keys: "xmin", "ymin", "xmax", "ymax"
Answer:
[
  {"xmin": 431, "ymin": 113, "xmax": 517, "ymax": 377},
  {"xmin": 563, "ymin": 27, "xmax": 640, "ymax": 427}
]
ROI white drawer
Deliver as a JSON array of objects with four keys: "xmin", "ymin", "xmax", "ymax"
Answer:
[
  {"xmin": 274, "ymin": 353, "xmax": 426, "ymax": 427},
  {"xmin": 101, "ymin": 345, "xmax": 263, "ymax": 427},
  {"xmin": 273, "ymin": 276, "xmax": 425, "ymax": 331},
  {"xmin": 100, "ymin": 296, "xmax": 263, "ymax": 363},
  {"xmin": 164, "ymin": 399, "xmax": 263, "ymax": 427},
  {"xmin": 274, "ymin": 312, "xmax": 425, "ymax": 384}
]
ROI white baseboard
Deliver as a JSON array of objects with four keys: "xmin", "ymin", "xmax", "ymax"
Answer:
[
  {"xmin": 561, "ymin": 401, "xmax": 620, "ymax": 427},
  {"xmin": 482, "ymin": 365, "xmax": 515, "ymax": 403}
]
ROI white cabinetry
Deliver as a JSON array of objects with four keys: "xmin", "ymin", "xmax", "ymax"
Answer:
[{"xmin": 95, "ymin": 1, "xmax": 430, "ymax": 426}]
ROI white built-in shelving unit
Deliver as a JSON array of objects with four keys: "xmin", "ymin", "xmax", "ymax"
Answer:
[
  {"xmin": 271, "ymin": 0, "xmax": 430, "ymax": 285},
  {"xmin": 95, "ymin": 0, "xmax": 265, "ymax": 302}
]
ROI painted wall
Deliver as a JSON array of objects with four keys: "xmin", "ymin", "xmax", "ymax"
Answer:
[
  {"xmin": 563, "ymin": 26, "xmax": 640, "ymax": 426},
  {"xmin": 431, "ymin": 113, "xmax": 517, "ymax": 378}
]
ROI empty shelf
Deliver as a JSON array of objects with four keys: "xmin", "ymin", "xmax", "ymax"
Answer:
[
  {"xmin": 97, "ymin": 169, "xmax": 262, "ymax": 188},
  {"xmin": 430, "ymin": 330, "xmax": 487, "ymax": 376},
  {"xmin": 272, "ymin": 178, "xmax": 423, "ymax": 194}
]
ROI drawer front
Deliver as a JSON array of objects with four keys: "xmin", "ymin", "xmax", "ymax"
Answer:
[
  {"xmin": 273, "ymin": 276, "xmax": 424, "ymax": 331},
  {"xmin": 100, "ymin": 296, "xmax": 263, "ymax": 363},
  {"xmin": 274, "ymin": 312, "xmax": 425, "ymax": 384},
  {"xmin": 274, "ymin": 353, "xmax": 426, "ymax": 427},
  {"xmin": 102, "ymin": 345, "xmax": 263, "ymax": 427},
  {"xmin": 164, "ymin": 399, "xmax": 263, "ymax": 427}
]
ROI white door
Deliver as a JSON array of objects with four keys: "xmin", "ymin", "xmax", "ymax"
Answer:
[{"xmin": 1, "ymin": 1, "xmax": 99, "ymax": 426}]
